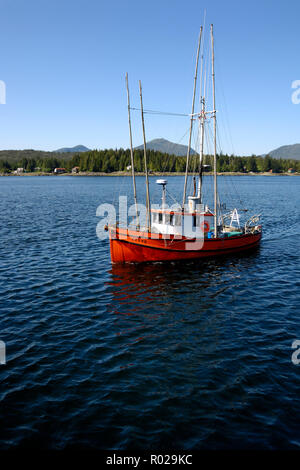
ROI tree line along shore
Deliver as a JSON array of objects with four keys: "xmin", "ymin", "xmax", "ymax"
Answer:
[{"xmin": 0, "ymin": 148, "xmax": 299, "ymax": 175}]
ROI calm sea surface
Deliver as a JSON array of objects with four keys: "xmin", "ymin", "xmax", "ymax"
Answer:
[{"xmin": 0, "ymin": 175, "xmax": 300, "ymax": 450}]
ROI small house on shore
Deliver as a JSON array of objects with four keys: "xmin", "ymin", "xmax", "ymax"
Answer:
[
  {"xmin": 54, "ymin": 168, "xmax": 66, "ymax": 174},
  {"xmin": 72, "ymin": 166, "xmax": 80, "ymax": 174}
]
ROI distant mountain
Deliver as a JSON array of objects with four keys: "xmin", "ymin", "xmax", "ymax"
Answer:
[
  {"xmin": 266, "ymin": 144, "xmax": 300, "ymax": 160},
  {"xmin": 136, "ymin": 138, "xmax": 196, "ymax": 156},
  {"xmin": 54, "ymin": 145, "xmax": 90, "ymax": 153}
]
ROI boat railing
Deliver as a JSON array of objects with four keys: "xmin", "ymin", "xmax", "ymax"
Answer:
[{"xmin": 244, "ymin": 214, "xmax": 262, "ymax": 233}]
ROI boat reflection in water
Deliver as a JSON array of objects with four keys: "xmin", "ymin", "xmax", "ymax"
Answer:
[
  {"xmin": 107, "ymin": 247, "xmax": 260, "ymax": 361},
  {"xmin": 108, "ymin": 247, "xmax": 261, "ymax": 310}
]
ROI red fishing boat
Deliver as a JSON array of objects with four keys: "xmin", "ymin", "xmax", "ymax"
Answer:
[{"xmin": 107, "ymin": 24, "xmax": 262, "ymax": 263}]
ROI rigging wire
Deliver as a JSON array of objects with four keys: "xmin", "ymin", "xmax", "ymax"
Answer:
[
  {"xmin": 166, "ymin": 187, "xmax": 180, "ymax": 207},
  {"xmin": 129, "ymin": 107, "xmax": 189, "ymax": 117},
  {"xmin": 161, "ymin": 127, "xmax": 191, "ymax": 175}
]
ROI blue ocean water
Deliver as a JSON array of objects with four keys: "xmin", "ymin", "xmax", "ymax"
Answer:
[{"xmin": 0, "ymin": 174, "xmax": 299, "ymax": 449}]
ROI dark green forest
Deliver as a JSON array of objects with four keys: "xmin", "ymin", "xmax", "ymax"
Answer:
[{"xmin": 0, "ymin": 148, "xmax": 299, "ymax": 173}]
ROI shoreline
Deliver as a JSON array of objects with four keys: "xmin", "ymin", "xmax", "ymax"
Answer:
[{"xmin": 1, "ymin": 171, "xmax": 299, "ymax": 177}]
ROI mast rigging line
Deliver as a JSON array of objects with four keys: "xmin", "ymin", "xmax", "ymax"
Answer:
[
  {"xmin": 160, "ymin": 126, "xmax": 191, "ymax": 176},
  {"xmin": 139, "ymin": 80, "xmax": 151, "ymax": 232},
  {"xmin": 182, "ymin": 26, "xmax": 203, "ymax": 208},
  {"xmin": 129, "ymin": 107, "xmax": 189, "ymax": 117}
]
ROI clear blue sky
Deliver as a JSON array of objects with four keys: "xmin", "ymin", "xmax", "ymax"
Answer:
[{"xmin": 0, "ymin": 0, "xmax": 299, "ymax": 155}]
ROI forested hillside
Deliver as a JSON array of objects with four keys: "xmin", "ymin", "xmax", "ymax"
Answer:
[{"xmin": 0, "ymin": 148, "xmax": 299, "ymax": 173}]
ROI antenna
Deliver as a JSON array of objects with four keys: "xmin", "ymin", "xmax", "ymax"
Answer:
[{"xmin": 156, "ymin": 179, "xmax": 167, "ymax": 209}]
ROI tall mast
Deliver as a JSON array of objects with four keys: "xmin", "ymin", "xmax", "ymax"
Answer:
[
  {"xmin": 198, "ymin": 46, "xmax": 207, "ymax": 204},
  {"xmin": 139, "ymin": 80, "xmax": 151, "ymax": 232},
  {"xmin": 182, "ymin": 27, "xmax": 202, "ymax": 209},
  {"xmin": 126, "ymin": 73, "xmax": 139, "ymax": 229},
  {"xmin": 211, "ymin": 24, "xmax": 218, "ymax": 237},
  {"xmin": 197, "ymin": 96, "xmax": 205, "ymax": 202}
]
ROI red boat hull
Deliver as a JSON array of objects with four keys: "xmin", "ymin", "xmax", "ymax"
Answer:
[{"xmin": 108, "ymin": 227, "xmax": 262, "ymax": 263}]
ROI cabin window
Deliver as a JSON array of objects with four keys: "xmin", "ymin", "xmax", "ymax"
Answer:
[
  {"xmin": 170, "ymin": 213, "xmax": 174, "ymax": 226},
  {"xmin": 175, "ymin": 214, "xmax": 182, "ymax": 226},
  {"xmin": 158, "ymin": 213, "xmax": 163, "ymax": 223},
  {"xmin": 152, "ymin": 213, "xmax": 158, "ymax": 224},
  {"xmin": 165, "ymin": 214, "xmax": 170, "ymax": 224},
  {"xmin": 193, "ymin": 215, "xmax": 197, "ymax": 227}
]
